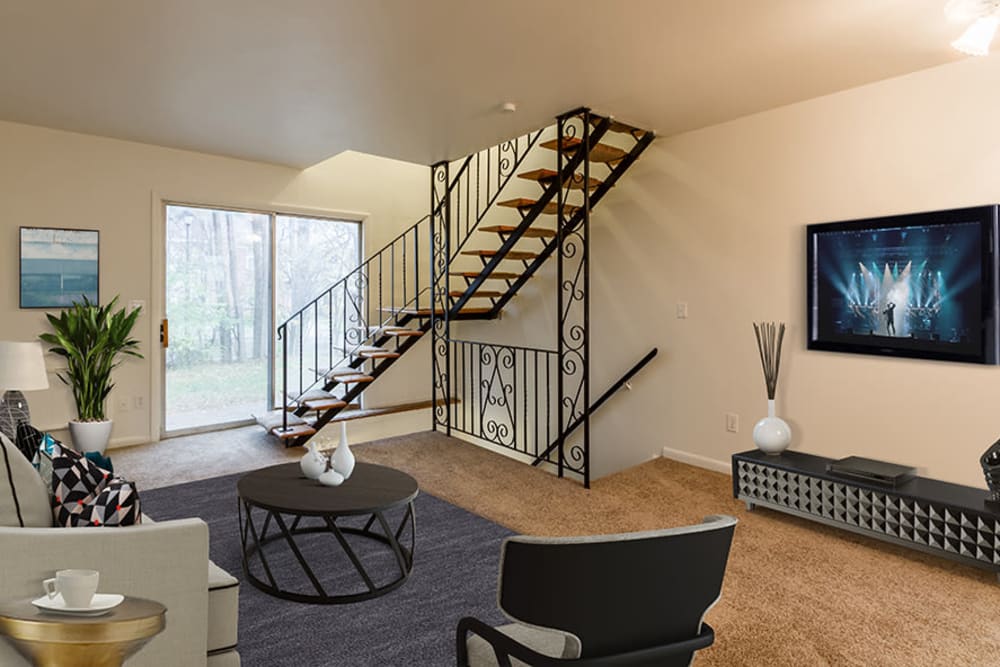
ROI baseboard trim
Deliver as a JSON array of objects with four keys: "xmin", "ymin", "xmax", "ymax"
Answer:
[{"xmin": 661, "ymin": 447, "xmax": 732, "ymax": 475}]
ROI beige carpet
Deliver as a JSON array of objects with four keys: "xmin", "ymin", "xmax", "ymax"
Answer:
[{"xmin": 118, "ymin": 428, "xmax": 1000, "ymax": 666}]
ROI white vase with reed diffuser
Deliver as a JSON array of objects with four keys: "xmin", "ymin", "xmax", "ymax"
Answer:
[{"xmin": 752, "ymin": 321, "xmax": 792, "ymax": 455}]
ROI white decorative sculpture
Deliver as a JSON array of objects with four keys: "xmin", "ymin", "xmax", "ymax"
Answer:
[
  {"xmin": 331, "ymin": 422, "xmax": 355, "ymax": 479},
  {"xmin": 300, "ymin": 442, "xmax": 327, "ymax": 480},
  {"xmin": 318, "ymin": 469, "xmax": 345, "ymax": 487}
]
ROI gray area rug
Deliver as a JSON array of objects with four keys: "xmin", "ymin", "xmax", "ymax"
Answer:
[{"xmin": 142, "ymin": 469, "xmax": 512, "ymax": 666}]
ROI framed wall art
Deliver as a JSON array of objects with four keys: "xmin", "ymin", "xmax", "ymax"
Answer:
[{"xmin": 19, "ymin": 227, "xmax": 99, "ymax": 308}]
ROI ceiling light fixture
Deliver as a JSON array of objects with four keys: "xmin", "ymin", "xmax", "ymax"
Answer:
[{"xmin": 946, "ymin": 0, "xmax": 1000, "ymax": 55}]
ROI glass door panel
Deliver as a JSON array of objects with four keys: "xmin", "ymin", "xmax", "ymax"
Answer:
[
  {"xmin": 274, "ymin": 215, "xmax": 361, "ymax": 406},
  {"xmin": 164, "ymin": 205, "xmax": 271, "ymax": 432}
]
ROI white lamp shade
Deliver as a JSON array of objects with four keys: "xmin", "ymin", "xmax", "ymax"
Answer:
[
  {"xmin": 952, "ymin": 16, "xmax": 1000, "ymax": 56},
  {"xmin": 0, "ymin": 341, "xmax": 50, "ymax": 392}
]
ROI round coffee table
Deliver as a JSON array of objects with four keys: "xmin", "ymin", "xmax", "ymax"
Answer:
[
  {"xmin": 0, "ymin": 596, "xmax": 165, "ymax": 667},
  {"xmin": 237, "ymin": 461, "xmax": 418, "ymax": 604}
]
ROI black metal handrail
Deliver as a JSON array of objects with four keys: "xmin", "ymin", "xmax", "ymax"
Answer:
[
  {"xmin": 276, "ymin": 215, "xmax": 432, "ymax": 432},
  {"xmin": 532, "ymin": 348, "xmax": 659, "ymax": 471}
]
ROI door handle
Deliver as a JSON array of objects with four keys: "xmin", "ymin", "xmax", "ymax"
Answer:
[{"xmin": 160, "ymin": 319, "xmax": 169, "ymax": 348}]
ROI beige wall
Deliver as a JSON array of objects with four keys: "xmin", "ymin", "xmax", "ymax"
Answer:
[
  {"xmin": 581, "ymin": 55, "xmax": 1000, "ymax": 486},
  {"xmin": 0, "ymin": 120, "xmax": 431, "ymax": 448}
]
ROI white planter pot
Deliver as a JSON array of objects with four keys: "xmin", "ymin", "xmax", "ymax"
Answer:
[
  {"xmin": 752, "ymin": 399, "xmax": 791, "ymax": 455},
  {"xmin": 69, "ymin": 420, "xmax": 113, "ymax": 455}
]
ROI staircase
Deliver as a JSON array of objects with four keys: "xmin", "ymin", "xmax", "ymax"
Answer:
[{"xmin": 259, "ymin": 108, "xmax": 655, "ymax": 485}]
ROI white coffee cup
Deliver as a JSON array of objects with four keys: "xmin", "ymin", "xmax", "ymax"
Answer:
[{"xmin": 43, "ymin": 569, "xmax": 99, "ymax": 608}]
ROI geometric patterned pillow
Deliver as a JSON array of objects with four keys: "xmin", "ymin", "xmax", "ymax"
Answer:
[
  {"xmin": 50, "ymin": 443, "xmax": 141, "ymax": 527},
  {"xmin": 15, "ymin": 422, "xmax": 45, "ymax": 463}
]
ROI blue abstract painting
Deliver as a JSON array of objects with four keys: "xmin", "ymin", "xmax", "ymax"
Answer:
[{"xmin": 20, "ymin": 227, "xmax": 99, "ymax": 308}]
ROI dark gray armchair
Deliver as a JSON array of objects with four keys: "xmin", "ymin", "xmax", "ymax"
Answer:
[{"xmin": 457, "ymin": 515, "xmax": 737, "ymax": 667}]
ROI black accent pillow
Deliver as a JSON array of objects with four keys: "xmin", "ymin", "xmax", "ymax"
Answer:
[{"xmin": 14, "ymin": 422, "xmax": 44, "ymax": 462}]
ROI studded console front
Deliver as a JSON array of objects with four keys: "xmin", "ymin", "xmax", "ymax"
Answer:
[{"xmin": 733, "ymin": 449, "xmax": 1000, "ymax": 579}]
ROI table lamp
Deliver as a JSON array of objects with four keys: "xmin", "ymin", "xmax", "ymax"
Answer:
[{"xmin": 0, "ymin": 341, "xmax": 50, "ymax": 442}]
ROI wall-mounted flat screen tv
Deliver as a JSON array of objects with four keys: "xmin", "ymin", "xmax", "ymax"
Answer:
[{"xmin": 807, "ymin": 205, "xmax": 1000, "ymax": 364}]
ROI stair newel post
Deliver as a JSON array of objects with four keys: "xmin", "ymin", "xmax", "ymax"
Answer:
[
  {"xmin": 430, "ymin": 160, "xmax": 452, "ymax": 434},
  {"xmin": 556, "ymin": 114, "xmax": 566, "ymax": 479},
  {"xmin": 555, "ymin": 109, "xmax": 593, "ymax": 486},
  {"xmin": 278, "ymin": 323, "xmax": 288, "ymax": 433},
  {"xmin": 414, "ymin": 221, "xmax": 420, "ymax": 312},
  {"xmin": 581, "ymin": 110, "xmax": 592, "ymax": 489}
]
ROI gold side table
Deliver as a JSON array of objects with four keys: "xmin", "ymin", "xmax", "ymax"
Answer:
[{"xmin": 0, "ymin": 597, "xmax": 165, "ymax": 667}]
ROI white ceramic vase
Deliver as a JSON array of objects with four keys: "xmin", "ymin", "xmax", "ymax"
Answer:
[
  {"xmin": 68, "ymin": 420, "xmax": 113, "ymax": 455},
  {"xmin": 331, "ymin": 422, "xmax": 355, "ymax": 479},
  {"xmin": 752, "ymin": 399, "xmax": 791, "ymax": 455},
  {"xmin": 318, "ymin": 469, "xmax": 345, "ymax": 487},
  {"xmin": 300, "ymin": 442, "xmax": 327, "ymax": 480}
]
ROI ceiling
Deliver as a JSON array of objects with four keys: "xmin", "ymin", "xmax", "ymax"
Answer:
[{"xmin": 0, "ymin": 1, "xmax": 967, "ymax": 168}]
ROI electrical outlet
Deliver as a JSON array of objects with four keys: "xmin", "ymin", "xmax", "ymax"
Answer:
[
  {"xmin": 676, "ymin": 302, "xmax": 688, "ymax": 319},
  {"xmin": 117, "ymin": 397, "xmax": 129, "ymax": 413},
  {"xmin": 725, "ymin": 413, "xmax": 739, "ymax": 433},
  {"xmin": 134, "ymin": 395, "xmax": 145, "ymax": 410}
]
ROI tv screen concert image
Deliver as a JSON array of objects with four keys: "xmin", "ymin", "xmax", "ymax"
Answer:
[{"xmin": 810, "ymin": 220, "xmax": 983, "ymax": 357}]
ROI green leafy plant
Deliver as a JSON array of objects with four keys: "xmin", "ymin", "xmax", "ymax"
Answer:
[{"xmin": 39, "ymin": 296, "xmax": 143, "ymax": 422}]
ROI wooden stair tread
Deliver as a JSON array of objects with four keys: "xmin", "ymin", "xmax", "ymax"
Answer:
[
  {"xmin": 479, "ymin": 225, "xmax": 557, "ymax": 239},
  {"xmin": 371, "ymin": 326, "xmax": 424, "ymax": 338},
  {"xmin": 449, "ymin": 290, "xmax": 504, "ymax": 298},
  {"xmin": 380, "ymin": 306, "xmax": 493, "ymax": 316},
  {"xmin": 540, "ymin": 137, "xmax": 627, "ymax": 163},
  {"xmin": 359, "ymin": 350, "xmax": 401, "ymax": 359},
  {"xmin": 355, "ymin": 344, "xmax": 400, "ymax": 358},
  {"xmin": 517, "ymin": 168, "xmax": 603, "ymax": 190},
  {"xmin": 271, "ymin": 424, "xmax": 317, "ymax": 440},
  {"xmin": 498, "ymin": 198, "xmax": 580, "ymax": 216},
  {"xmin": 335, "ymin": 373, "xmax": 375, "ymax": 384},
  {"xmin": 461, "ymin": 249, "xmax": 539, "ymax": 260},
  {"xmin": 303, "ymin": 398, "xmax": 348, "ymax": 411},
  {"xmin": 315, "ymin": 366, "xmax": 361, "ymax": 380},
  {"xmin": 449, "ymin": 271, "xmax": 525, "ymax": 280}
]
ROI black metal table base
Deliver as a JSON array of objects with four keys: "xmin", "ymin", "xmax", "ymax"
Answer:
[{"xmin": 239, "ymin": 499, "xmax": 416, "ymax": 604}]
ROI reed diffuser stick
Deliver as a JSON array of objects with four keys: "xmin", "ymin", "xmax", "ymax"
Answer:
[{"xmin": 753, "ymin": 321, "xmax": 786, "ymax": 400}]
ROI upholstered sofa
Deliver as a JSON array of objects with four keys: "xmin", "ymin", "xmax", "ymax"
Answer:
[{"xmin": 0, "ymin": 434, "xmax": 240, "ymax": 666}]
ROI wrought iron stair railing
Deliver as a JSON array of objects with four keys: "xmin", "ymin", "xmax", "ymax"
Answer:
[
  {"xmin": 267, "ymin": 127, "xmax": 548, "ymax": 446},
  {"xmin": 431, "ymin": 108, "xmax": 656, "ymax": 486},
  {"xmin": 266, "ymin": 107, "xmax": 656, "ymax": 486},
  {"xmin": 271, "ymin": 215, "xmax": 432, "ymax": 444}
]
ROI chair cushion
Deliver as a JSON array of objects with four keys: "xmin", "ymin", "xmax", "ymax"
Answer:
[
  {"xmin": 0, "ymin": 432, "xmax": 52, "ymax": 527},
  {"xmin": 466, "ymin": 622, "xmax": 581, "ymax": 667},
  {"xmin": 207, "ymin": 650, "xmax": 241, "ymax": 667},
  {"xmin": 208, "ymin": 560, "xmax": 239, "ymax": 654}
]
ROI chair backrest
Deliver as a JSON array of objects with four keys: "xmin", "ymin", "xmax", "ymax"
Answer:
[{"xmin": 498, "ymin": 515, "xmax": 737, "ymax": 660}]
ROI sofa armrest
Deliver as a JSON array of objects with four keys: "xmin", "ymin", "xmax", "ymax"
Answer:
[{"xmin": 0, "ymin": 518, "xmax": 210, "ymax": 667}]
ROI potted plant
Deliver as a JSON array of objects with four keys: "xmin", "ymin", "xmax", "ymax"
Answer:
[{"xmin": 39, "ymin": 296, "xmax": 142, "ymax": 454}]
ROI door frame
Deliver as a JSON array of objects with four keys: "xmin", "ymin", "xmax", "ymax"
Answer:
[{"xmin": 149, "ymin": 192, "xmax": 367, "ymax": 441}]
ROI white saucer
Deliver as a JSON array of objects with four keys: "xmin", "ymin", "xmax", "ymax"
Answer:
[{"xmin": 31, "ymin": 593, "xmax": 125, "ymax": 616}]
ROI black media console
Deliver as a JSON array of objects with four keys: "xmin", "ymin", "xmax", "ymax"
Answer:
[{"xmin": 733, "ymin": 449, "xmax": 1000, "ymax": 580}]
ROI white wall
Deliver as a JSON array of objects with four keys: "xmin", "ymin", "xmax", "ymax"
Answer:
[
  {"xmin": 0, "ymin": 120, "xmax": 430, "ymax": 448},
  {"xmin": 580, "ymin": 55, "xmax": 1000, "ymax": 486}
]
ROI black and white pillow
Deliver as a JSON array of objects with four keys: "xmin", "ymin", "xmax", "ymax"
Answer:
[
  {"xmin": 14, "ymin": 422, "xmax": 44, "ymax": 463},
  {"xmin": 50, "ymin": 443, "xmax": 141, "ymax": 527}
]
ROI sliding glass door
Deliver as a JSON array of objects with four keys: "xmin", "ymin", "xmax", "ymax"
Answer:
[{"xmin": 163, "ymin": 204, "xmax": 361, "ymax": 435}]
